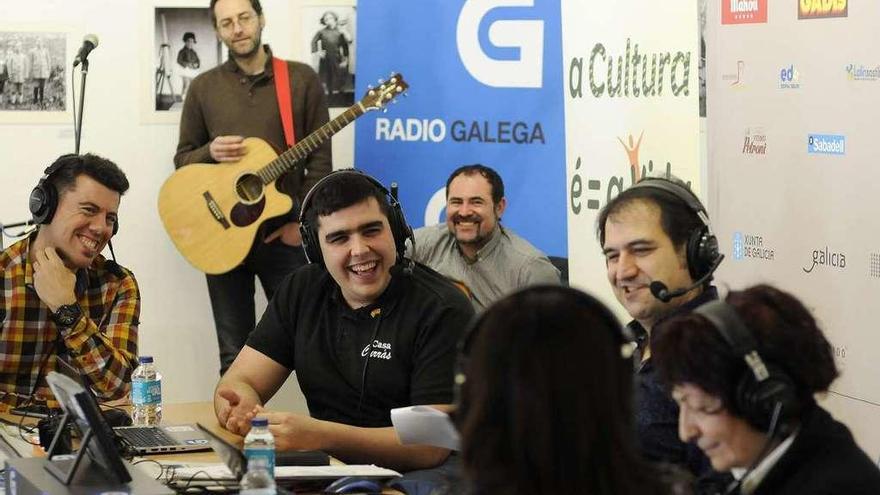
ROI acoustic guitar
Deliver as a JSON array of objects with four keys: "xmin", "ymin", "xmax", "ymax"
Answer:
[{"xmin": 158, "ymin": 73, "xmax": 408, "ymax": 274}]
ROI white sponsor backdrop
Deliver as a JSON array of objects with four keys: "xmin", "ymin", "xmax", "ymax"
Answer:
[
  {"xmin": 562, "ymin": 0, "xmax": 701, "ymax": 314},
  {"xmin": 706, "ymin": 1, "xmax": 880, "ymax": 458}
]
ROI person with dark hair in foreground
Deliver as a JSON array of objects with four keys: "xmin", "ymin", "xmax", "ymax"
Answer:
[
  {"xmin": 455, "ymin": 285, "xmax": 691, "ymax": 495},
  {"xmin": 411, "ymin": 164, "xmax": 559, "ymax": 311},
  {"xmin": 0, "ymin": 153, "xmax": 139, "ymax": 410},
  {"xmin": 213, "ymin": 171, "xmax": 473, "ymax": 474},
  {"xmin": 652, "ymin": 284, "xmax": 880, "ymax": 495}
]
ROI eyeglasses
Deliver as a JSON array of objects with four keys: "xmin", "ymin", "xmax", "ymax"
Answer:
[{"xmin": 217, "ymin": 12, "xmax": 258, "ymax": 33}]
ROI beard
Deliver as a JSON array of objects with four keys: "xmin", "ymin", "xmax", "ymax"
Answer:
[
  {"xmin": 450, "ymin": 214, "xmax": 493, "ymax": 247},
  {"xmin": 228, "ymin": 31, "xmax": 262, "ymax": 60}
]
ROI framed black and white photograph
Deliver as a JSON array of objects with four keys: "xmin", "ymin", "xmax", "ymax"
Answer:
[
  {"xmin": 153, "ymin": 6, "xmax": 220, "ymax": 112},
  {"xmin": 301, "ymin": 6, "xmax": 356, "ymax": 108},
  {"xmin": 0, "ymin": 29, "xmax": 72, "ymax": 123}
]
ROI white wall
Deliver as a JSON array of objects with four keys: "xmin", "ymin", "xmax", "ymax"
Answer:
[{"xmin": 0, "ymin": 0, "xmax": 355, "ymax": 411}]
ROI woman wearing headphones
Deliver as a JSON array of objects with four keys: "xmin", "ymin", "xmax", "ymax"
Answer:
[
  {"xmin": 454, "ymin": 285, "xmax": 689, "ymax": 495},
  {"xmin": 652, "ymin": 284, "xmax": 880, "ymax": 495}
]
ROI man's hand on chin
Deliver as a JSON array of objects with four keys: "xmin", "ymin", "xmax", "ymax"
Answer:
[{"xmin": 32, "ymin": 247, "xmax": 76, "ymax": 312}]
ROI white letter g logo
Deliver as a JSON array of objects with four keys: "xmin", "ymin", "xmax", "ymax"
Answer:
[{"xmin": 457, "ymin": 0, "xmax": 544, "ymax": 88}]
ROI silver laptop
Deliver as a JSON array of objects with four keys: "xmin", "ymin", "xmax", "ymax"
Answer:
[
  {"xmin": 114, "ymin": 423, "xmax": 211, "ymax": 454},
  {"xmin": 54, "ymin": 357, "xmax": 210, "ymax": 454}
]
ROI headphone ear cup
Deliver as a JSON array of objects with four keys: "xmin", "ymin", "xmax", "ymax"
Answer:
[
  {"xmin": 29, "ymin": 182, "xmax": 57, "ymax": 225},
  {"xmin": 736, "ymin": 364, "xmax": 800, "ymax": 432},
  {"xmin": 388, "ymin": 204, "xmax": 412, "ymax": 260},
  {"xmin": 299, "ymin": 221, "xmax": 322, "ymax": 265},
  {"xmin": 687, "ymin": 226, "xmax": 717, "ymax": 280},
  {"xmin": 112, "ymin": 218, "xmax": 119, "ymax": 237}
]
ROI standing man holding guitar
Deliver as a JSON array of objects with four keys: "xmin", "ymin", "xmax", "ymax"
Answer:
[{"xmin": 173, "ymin": 0, "xmax": 331, "ymax": 374}]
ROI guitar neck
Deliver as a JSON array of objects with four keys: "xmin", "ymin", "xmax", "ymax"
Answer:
[{"xmin": 259, "ymin": 102, "xmax": 368, "ymax": 183}]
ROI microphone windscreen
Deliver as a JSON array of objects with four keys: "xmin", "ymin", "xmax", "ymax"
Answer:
[
  {"xmin": 649, "ymin": 281, "xmax": 670, "ymax": 302},
  {"xmin": 83, "ymin": 33, "xmax": 99, "ymax": 48}
]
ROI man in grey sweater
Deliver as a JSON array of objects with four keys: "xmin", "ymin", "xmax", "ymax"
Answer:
[{"xmin": 409, "ymin": 164, "xmax": 559, "ymax": 311}]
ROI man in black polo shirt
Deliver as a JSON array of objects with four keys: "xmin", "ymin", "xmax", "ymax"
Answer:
[
  {"xmin": 213, "ymin": 170, "xmax": 474, "ymax": 472},
  {"xmin": 597, "ymin": 176, "xmax": 730, "ymax": 493}
]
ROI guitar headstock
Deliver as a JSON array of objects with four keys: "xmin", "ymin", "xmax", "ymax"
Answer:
[{"xmin": 360, "ymin": 73, "xmax": 408, "ymax": 112}]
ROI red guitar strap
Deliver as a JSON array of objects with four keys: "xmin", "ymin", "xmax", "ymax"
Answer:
[{"xmin": 272, "ymin": 57, "xmax": 296, "ymax": 147}]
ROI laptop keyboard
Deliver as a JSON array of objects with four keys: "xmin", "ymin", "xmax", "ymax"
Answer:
[{"xmin": 116, "ymin": 427, "xmax": 178, "ymax": 448}]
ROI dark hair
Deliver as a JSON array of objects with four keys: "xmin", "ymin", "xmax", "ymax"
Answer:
[
  {"xmin": 651, "ymin": 284, "xmax": 838, "ymax": 416},
  {"xmin": 596, "ymin": 176, "xmax": 703, "ymax": 251},
  {"xmin": 446, "ymin": 164, "xmax": 505, "ymax": 206},
  {"xmin": 303, "ymin": 172, "xmax": 392, "ymax": 230},
  {"xmin": 210, "ymin": 0, "xmax": 263, "ymax": 27},
  {"xmin": 319, "ymin": 10, "xmax": 339, "ymax": 26},
  {"xmin": 47, "ymin": 153, "xmax": 130, "ymax": 197},
  {"xmin": 183, "ymin": 32, "xmax": 196, "ymax": 43},
  {"xmin": 457, "ymin": 286, "xmax": 668, "ymax": 495}
]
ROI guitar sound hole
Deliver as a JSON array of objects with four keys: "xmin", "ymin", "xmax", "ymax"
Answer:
[{"xmin": 236, "ymin": 174, "xmax": 264, "ymax": 204}]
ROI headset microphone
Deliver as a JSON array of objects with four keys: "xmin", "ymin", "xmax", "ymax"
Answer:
[{"xmin": 649, "ymin": 254, "xmax": 725, "ymax": 303}]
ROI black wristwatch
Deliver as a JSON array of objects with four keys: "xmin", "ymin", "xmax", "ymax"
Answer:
[{"xmin": 51, "ymin": 303, "xmax": 83, "ymax": 328}]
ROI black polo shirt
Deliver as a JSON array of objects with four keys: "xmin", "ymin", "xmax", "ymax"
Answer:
[{"xmin": 247, "ymin": 261, "xmax": 474, "ymax": 427}]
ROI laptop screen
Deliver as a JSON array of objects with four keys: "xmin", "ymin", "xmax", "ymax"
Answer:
[
  {"xmin": 45, "ymin": 371, "xmax": 132, "ymax": 484},
  {"xmin": 196, "ymin": 423, "xmax": 247, "ymax": 479}
]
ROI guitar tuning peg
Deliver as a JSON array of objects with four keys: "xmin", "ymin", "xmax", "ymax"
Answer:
[
  {"xmin": 367, "ymin": 84, "xmax": 374, "ymax": 90},
  {"xmin": 378, "ymin": 78, "xmax": 384, "ymax": 84}
]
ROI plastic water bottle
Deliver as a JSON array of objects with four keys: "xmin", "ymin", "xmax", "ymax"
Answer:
[
  {"xmin": 244, "ymin": 418, "xmax": 276, "ymax": 479},
  {"xmin": 131, "ymin": 356, "xmax": 162, "ymax": 426},
  {"xmin": 240, "ymin": 456, "xmax": 277, "ymax": 495}
]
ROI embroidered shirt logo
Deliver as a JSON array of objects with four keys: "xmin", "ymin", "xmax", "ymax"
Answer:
[{"xmin": 362, "ymin": 339, "xmax": 393, "ymax": 360}]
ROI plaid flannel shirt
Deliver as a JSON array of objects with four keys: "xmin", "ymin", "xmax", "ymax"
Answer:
[{"xmin": 0, "ymin": 234, "xmax": 140, "ymax": 411}]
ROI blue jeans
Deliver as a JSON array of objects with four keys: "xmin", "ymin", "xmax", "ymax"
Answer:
[{"xmin": 206, "ymin": 238, "xmax": 306, "ymax": 374}]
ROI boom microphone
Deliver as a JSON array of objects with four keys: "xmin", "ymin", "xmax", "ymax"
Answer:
[
  {"xmin": 73, "ymin": 34, "xmax": 99, "ymax": 67},
  {"xmin": 649, "ymin": 254, "xmax": 725, "ymax": 303}
]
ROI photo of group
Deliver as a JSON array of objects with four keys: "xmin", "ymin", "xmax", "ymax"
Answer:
[
  {"xmin": 0, "ymin": 31, "xmax": 66, "ymax": 112},
  {"xmin": 153, "ymin": 6, "xmax": 221, "ymax": 111},
  {"xmin": 301, "ymin": 6, "xmax": 356, "ymax": 108}
]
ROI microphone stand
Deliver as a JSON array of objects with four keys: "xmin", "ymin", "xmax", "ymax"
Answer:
[{"xmin": 74, "ymin": 59, "xmax": 89, "ymax": 154}]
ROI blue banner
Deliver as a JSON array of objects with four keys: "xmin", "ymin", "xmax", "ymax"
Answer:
[{"xmin": 354, "ymin": 0, "xmax": 567, "ymax": 256}]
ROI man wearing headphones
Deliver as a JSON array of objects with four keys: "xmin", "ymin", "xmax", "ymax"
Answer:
[
  {"xmin": 213, "ymin": 170, "xmax": 473, "ymax": 472},
  {"xmin": 597, "ymin": 175, "xmax": 730, "ymax": 491},
  {"xmin": 0, "ymin": 153, "xmax": 139, "ymax": 411},
  {"xmin": 410, "ymin": 164, "xmax": 559, "ymax": 311}
]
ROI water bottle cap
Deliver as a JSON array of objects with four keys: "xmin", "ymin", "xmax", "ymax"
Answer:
[
  {"xmin": 251, "ymin": 417, "xmax": 268, "ymax": 427},
  {"xmin": 138, "ymin": 356, "xmax": 154, "ymax": 363}
]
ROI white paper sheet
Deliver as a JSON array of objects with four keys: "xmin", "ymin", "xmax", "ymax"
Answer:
[{"xmin": 390, "ymin": 405, "xmax": 460, "ymax": 451}]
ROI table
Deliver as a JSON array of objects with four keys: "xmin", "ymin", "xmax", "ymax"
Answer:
[{"xmin": 1, "ymin": 402, "xmax": 403, "ymax": 494}]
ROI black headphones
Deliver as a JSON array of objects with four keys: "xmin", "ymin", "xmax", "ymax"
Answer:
[
  {"xmin": 625, "ymin": 177, "xmax": 718, "ymax": 281},
  {"xmin": 453, "ymin": 285, "xmax": 637, "ymax": 421},
  {"xmin": 695, "ymin": 300, "xmax": 800, "ymax": 433},
  {"xmin": 299, "ymin": 169, "xmax": 413, "ymax": 266},
  {"xmin": 29, "ymin": 155, "xmax": 120, "ymax": 237}
]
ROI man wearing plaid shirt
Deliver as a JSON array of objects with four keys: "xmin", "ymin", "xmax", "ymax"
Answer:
[{"xmin": 0, "ymin": 153, "xmax": 140, "ymax": 411}]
